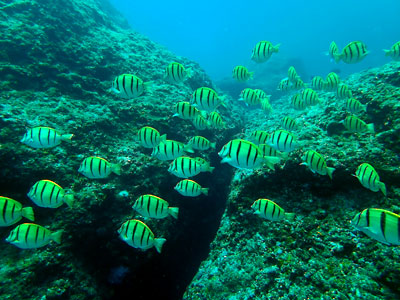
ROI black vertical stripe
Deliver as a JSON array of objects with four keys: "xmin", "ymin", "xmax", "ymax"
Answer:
[
  {"xmin": 34, "ymin": 226, "xmax": 39, "ymax": 245},
  {"xmin": 380, "ymin": 212, "xmax": 386, "ymax": 241},
  {"xmin": 48, "ymin": 184, "xmax": 56, "ymax": 206},
  {"xmin": 264, "ymin": 200, "xmax": 268, "ymax": 217},
  {"xmin": 38, "ymin": 127, "xmax": 43, "ymax": 146},
  {"xmin": 90, "ymin": 158, "xmax": 94, "ymax": 177},
  {"xmin": 236, "ymin": 141, "xmax": 242, "ymax": 165},
  {"xmin": 155, "ymin": 198, "xmax": 160, "ymax": 217},
  {"xmin": 40, "ymin": 182, "xmax": 47, "ymax": 206},
  {"xmin": 10, "ymin": 202, "xmax": 15, "ymax": 222},
  {"xmin": 272, "ymin": 204, "xmax": 276, "ymax": 219},
  {"xmin": 147, "ymin": 196, "xmax": 151, "ymax": 214},
  {"xmin": 131, "ymin": 222, "xmax": 139, "ymax": 244},
  {"xmin": 55, "ymin": 189, "xmax": 61, "ymax": 205},
  {"xmin": 25, "ymin": 224, "xmax": 31, "ymax": 245},
  {"xmin": 181, "ymin": 158, "xmax": 185, "ymax": 177},
  {"xmin": 47, "ymin": 128, "xmax": 51, "ymax": 146},
  {"xmin": 246, "ymin": 145, "xmax": 252, "ymax": 167},
  {"xmin": 122, "ymin": 75, "xmax": 127, "ymax": 96},
  {"xmin": 1, "ymin": 199, "xmax": 7, "ymax": 224},
  {"xmin": 139, "ymin": 226, "xmax": 146, "ymax": 246},
  {"xmin": 366, "ymin": 209, "xmax": 370, "ymax": 227},
  {"xmin": 98, "ymin": 159, "xmax": 103, "ymax": 178}
]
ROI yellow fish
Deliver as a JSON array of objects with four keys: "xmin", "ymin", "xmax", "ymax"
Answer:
[
  {"xmin": 251, "ymin": 41, "xmax": 280, "ymax": 63},
  {"xmin": 78, "ymin": 156, "xmax": 121, "ymax": 179},
  {"xmin": 165, "ymin": 62, "xmax": 191, "ymax": 83},
  {"xmin": 353, "ymin": 163, "xmax": 386, "ymax": 195},
  {"xmin": 27, "ymin": 180, "xmax": 74, "ymax": 208},
  {"xmin": 0, "ymin": 196, "xmax": 34, "ymax": 227},
  {"xmin": 383, "ymin": 41, "xmax": 400, "ymax": 61},
  {"xmin": 343, "ymin": 115, "xmax": 374, "ymax": 134},
  {"xmin": 233, "ymin": 66, "xmax": 253, "ymax": 82},
  {"xmin": 137, "ymin": 126, "xmax": 167, "ymax": 148},
  {"xmin": 132, "ymin": 195, "xmax": 179, "ymax": 219},
  {"xmin": 191, "ymin": 87, "xmax": 221, "ymax": 112},
  {"xmin": 6, "ymin": 223, "xmax": 62, "ymax": 249},
  {"xmin": 21, "ymin": 127, "xmax": 73, "ymax": 149},
  {"xmin": 174, "ymin": 179, "xmax": 209, "ymax": 197},
  {"xmin": 251, "ymin": 199, "xmax": 294, "ymax": 221},
  {"xmin": 301, "ymin": 150, "xmax": 335, "ymax": 179},
  {"xmin": 188, "ymin": 136, "xmax": 216, "ymax": 151},
  {"xmin": 173, "ymin": 101, "xmax": 201, "ymax": 120},
  {"xmin": 335, "ymin": 41, "xmax": 368, "ymax": 64},
  {"xmin": 112, "ymin": 74, "xmax": 150, "ymax": 99}
]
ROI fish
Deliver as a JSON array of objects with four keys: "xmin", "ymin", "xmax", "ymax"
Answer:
[
  {"xmin": 132, "ymin": 195, "xmax": 179, "ymax": 219},
  {"xmin": 151, "ymin": 140, "xmax": 193, "ymax": 161},
  {"xmin": 251, "ymin": 41, "xmax": 280, "ymax": 63},
  {"xmin": 288, "ymin": 66, "xmax": 300, "ymax": 83},
  {"xmin": 208, "ymin": 111, "xmax": 225, "ymax": 129},
  {"xmin": 168, "ymin": 156, "xmax": 214, "ymax": 178},
  {"xmin": 165, "ymin": 62, "xmax": 191, "ymax": 83},
  {"xmin": 191, "ymin": 87, "xmax": 221, "ymax": 111},
  {"xmin": 239, "ymin": 88, "xmax": 261, "ymax": 106},
  {"xmin": 290, "ymin": 93, "xmax": 306, "ymax": 110},
  {"xmin": 27, "ymin": 180, "xmax": 74, "ymax": 208},
  {"xmin": 334, "ymin": 41, "xmax": 368, "ymax": 64},
  {"xmin": 233, "ymin": 66, "xmax": 253, "ymax": 82},
  {"xmin": 328, "ymin": 41, "xmax": 339, "ymax": 62},
  {"xmin": 254, "ymin": 89, "xmax": 270, "ymax": 100},
  {"xmin": 251, "ymin": 199, "xmax": 294, "ymax": 221},
  {"xmin": 6, "ymin": 223, "xmax": 62, "ymax": 249},
  {"xmin": 352, "ymin": 208, "xmax": 399, "ymax": 245},
  {"xmin": 174, "ymin": 179, "xmax": 209, "ymax": 197},
  {"xmin": 258, "ymin": 144, "xmax": 286, "ymax": 158},
  {"xmin": 345, "ymin": 98, "xmax": 367, "ymax": 114},
  {"xmin": 192, "ymin": 157, "xmax": 213, "ymax": 172},
  {"xmin": 266, "ymin": 130, "xmax": 298, "ymax": 152},
  {"xmin": 324, "ymin": 72, "xmax": 340, "ymax": 91},
  {"xmin": 248, "ymin": 130, "xmax": 269, "ymax": 145},
  {"xmin": 343, "ymin": 115, "xmax": 374, "ymax": 134},
  {"xmin": 21, "ymin": 127, "xmax": 73, "ymax": 149},
  {"xmin": 278, "ymin": 78, "xmax": 294, "ymax": 92},
  {"xmin": 311, "ymin": 76, "xmax": 325, "ymax": 90},
  {"xmin": 353, "ymin": 163, "xmax": 386, "ymax": 195},
  {"xmin": 281, "ymin": 116, "xmax": 298, "ymax": 131},
  {"xmin": 293, "ymin": 78, "xmax": 305, "ymax": 90},
  {"xmin": 118, "ymin": 219, "xmax": 166, "ymax": 253},
  {"xmin": 137, "ymin": 126, "xmax": 167, "ymax": 148},
  {"xmin": 0, "ymin": 196, "xmax": 34, "ymax": 227},
  {"xmin": 301, "ymin": 88, "xmax": 320, "ymax": 106},
  {"xmin": 112, "ymin": 74, "xmax": 149, "ymax": 99},
  {"xmin": 300, "ymin": 150, "xmax": 335, "ymax": 179},
  {"xmin": 336, "ymin": 84, "xmax": 353, "ymax": 99},
  {"xmin": 188, "ymin": 136, "xmax": 216, "ymax": 151},
  {"xmin": 191, "ymin": 115, "xmax": 209, "ymax": 130},
  {"xmin": 78, "ymin": 156, "xmax": 121, "ymax": 179},
  {"xmin": 218, "ymin": 139, "xmax": 280, "ymax": 170},
  {"xmin": 383, "ymin": 41, "xmax": 400, "ymax": 61},
  {"xmin": 173, "ymin": 101, "xmax": 201, "ymax": 120},
  {"xmin": 261, "ymin": 99, "xmax": 272, "ymax": 114}
]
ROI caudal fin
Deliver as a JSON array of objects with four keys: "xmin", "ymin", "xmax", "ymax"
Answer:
[
  {"xmin": 51, "ymin": 230, "xmax": 63, "ymax": 244},
  {"xmin": 383, "ymin": 49, "xmax": 392, "ymax": 57},
  {"xmin": 22, "ymin": 207, "xmax": 35, "ymax": 221},
  {"xmin": 264, "ymin": 156, "xmax": 281, "ymax": 170},
  {"xmin": 210, "ymin": 142, "xmax": 216, "ymax": 149},
  {"xmin": 159, "ymin": 134, "xmax": 167, "ymax": 143},
  {"xmin": 285, "ymin": 212, "xmax": 295, "ymax": 221},
  {"xmin": 326, "ymin": 167, "xmax": 335, "ymax": 180},
  {"xmin": 154, "ymin": 238, "xmax": 166, "ymax": 253},
  {"xmin": 366, "ymin": 123, "xmax": 375, "ymax": 134},
  {"xmin": 201, "ymin": 188, "xmax": 209, "ymax": 196},
  {"xmin": 112, "ymin": 164, "xmax": 122, "ymax": 175},
  {"xmin": 184, "ymin": 144, "xmax": 194, "ymax": 154},
  {"xmin": 379, "ymin": 182, "xmax": 387, "ymax": 196},
  {"xmin": 274, "ymin": 43, "xmax": 281, "ymax": 52},
  {"xmin": 333, "ymin": 53, "xmax": 341, "ymax": 63},
  {"xmin": 207, "ymin": 166, "xmax": 215, "ymax": 173},
  {"xmin": 168, "ymin": 207, "xmax": 179, "ymax": 219},
  {"xmin": 63, "ymin": 194, "xmax": 75, "ymax": 208},
  {"xmin": 61, "ymin": 134, "xmax": 74, "ymax": 142}
]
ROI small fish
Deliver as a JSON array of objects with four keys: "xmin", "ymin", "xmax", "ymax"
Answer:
[
  {"xmin": 345, "ymin": 98, "xmax": 367, "ymax": 114},
  {"xmin": 258, "ymin": 144, "xmax": 286, "ymax": 158},
  {"xmin": 334, "ymin": 41, "xmax": 368, "ymax": 64},
  {"xmin": 324, "ymin": 72, "xmax": 340, "ymax": 91},
  {"xmin": 132, "ymin": 195, "xmax": 179, "ymax": 219},
  {"xmin": 343, "ymin": 115, "xmax": 374, "ymax": 134},
  {"xmin": 293, "ymin": 78, "xmax": 305, "ymax": 90},
  {"xmin": 288, "ymin": 66, "xmax": 300, "ymax": 83},
  {"xmin": 112, "ymin": 74, "xmax": 149, "ymax": 99},
  {"xmin": 267, "ymin": 130, "xmax": 298, "ymax": 152},
  {"xmin": 354, "ymin": 163, "xmax": 386, "ymax": 195},
  {"xmin": 301, "ymin": 150, "xmax": 335, "ymax": 179},
  {"xmin": 191, "ymin": 115, "xmax": 209, "ymax": 130},
  {"xmin": 218, "ymin": 139, "xmax": 280, "ymax": 170},
  {"xmin": 152, "ymin": 140, "xmax": 193, "ymax": 161},
  {"xmin": 311, "ymin": 76, "xmax": 325, "ymax": 90},
  {"xmin": 301, "ymin": 88, "xmax": 320, "ymax": 106},
  {"xmin": 251, "ymin": 199, "xmax": 294, "ymax": 221},
  {"xmin": 28, "ymin": 180, "xmax": 74, "ymax": 208},
  {"xmin": 168, "ymin": 156, "xmax": 214, "ymax": 178},
  {"xmin": 21, "ymin": 127, "xmax": 73, "ymax": 149},
  {"xmin": 118, "ymin": 219, "xmax": 166, "ymax": 253},
  {"xmin": 0, "ymin": 196, "xmax": 34, "ymax": 227},
  {"xmin": 352, "ymin": 208, "xmax": 399, "ymax": 245},
  {"xmin": 188, "ymin": 136, "xmax": 216, "ymax": 151},
  {"xmin": 281, "ymin": 116, "xmax": 298, "ymax": 131},
  {"xmin": 290, "ymin": 93, "xmax": 306, "ymax": 110},
  {"xmin": 251, "ymin": 41, "xmax": 280, "ymax": 63},
  {"xmin": 208, "ymin": 111, "xmax": 225, "ymax": 129},
  {"xmin": 137, "ymin": 126, "xmax": 167, "ymax": 148},
  {"xmin": 165, "ymin": 62, "xmax": 191, "ymax": 83},
  {"xmin": 254, "ymin": 89, "xmax": 270, "ymax": 100},
  {"xmin": 383, "ymin": 41, "xmax": 400, "ymax": 61},
  {"xmin": 261, "ymin": 99, "xmax": 272, "ymax": 114},
  {"xmin": 173, "ymin": 101, "xmax": 201, "ymax": 120},
  {"xmin": 78, "ymin": 156, "xmax": 121, "ymax": 179},
  {"xmin": 277, "ymin": 78, "xmax": 293, "ymax": 92},
  {"xmin": 233, "ymin": 66, "xmax": 253, "ymax": 82},
  {"xmin": 336, "ymin": 84, "xmax": 353, "ymax": 99},
  {"xmin": 248, "ymin": 130, "xmax": 269, "ymax": 145},
  {"xmin": 239, "ymin": 88, "xmax": 261, "ymax": 106},
  {"xmin": 174, "ymin": 179, "xmax": 209, "ymax": 197},
  {"xmin": 328, "ymin": 41, "xmax": 339, "ymax": 62},
  {"xmin": 6, "ymin": 223, "xmax": 62, "ymax": 249},
  {"xmin": 191, "ymin": 87, "xmax": 221, "ymax": 111}
]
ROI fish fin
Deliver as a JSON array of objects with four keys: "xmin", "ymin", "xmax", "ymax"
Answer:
[
  {"xmin": 144, "ymin": 81, "xmax": 153, "ymax": 93},
  {"xmin": 172, "ymin": 113, "xmax": 179, "ymax": 117},
  {"xmin": 111, "ymin": 164, "xmax": 121, "ymax": 176},
  {"xmin": 186, "ymin": 68, "xmax": 193, "ymax": 79},
  {"xmin": 154, "ymin": 238, "xmax": 166, "ymax": 253},
  {"xmin": 22, "ymin": 207, "xmax": 35, "ymax": 221},
  {"xmin": 63, "ymin": 194, "xmax": 75, "ymax": 208},
  {"xmin": 249, "ymin": 72, "xmax": 254, "ymax": 80},
  {"xmin": 333, "ymin": 53, "xmax": 341, "ymax": 63},
  {"xmin": 264, "ymin": 156, "xmax": 280, "ymax": 170},
  {"xmin": 61, "ymin": 134, "xmax": 74, "ymax": 142},
  {"xmin": 168, "ymin": 207, "xmax": 179, "ymax": 219},
  {"xmin": 51, "ymin": 230, "xmax": 63, "ymax": 244},
  {"xmin": 220, "ymin": 157, "xmax": 231, "ymax": 164},
  {"xmin": 326, "ymin": 167, "xmax": 335, "ymax": 180},
  {"xmin": 362, "ymin": 104, "xmax": 367, "ymax": 112},
  {"xmin": 274, "ymin": 43, "xmax": 281, "ymax": 52},
  {"xmin": 383, "ymin": 49, "xmax": 392, "ymax": 57},
  {"xmin": 210, "ymin": 142, "xmax": 216, "ymax": 149},
  {"xmin": 366, "ymin": 123, "xmax": 375, "ymax": 134},
  {"xmin": 379, "ymin": 182, "xmax": 387, "ymax": 196},
  {"xmin": 207, "ymin": 166, "xmax": 215, "ymax": 173},
  {"xmin": 201, "ymin": 188, "xmax": 209, "ymax": 196},
  {"xmin": 159, "ymin": 134, "xmax": 167, "ymax": 144},
  {"xmin": 184, "ymin": 144, "xmax": 194, "ymax": 153},
  {"xmin": 285, "ymin": 212, "xmax": 295, "ymax": 221}
]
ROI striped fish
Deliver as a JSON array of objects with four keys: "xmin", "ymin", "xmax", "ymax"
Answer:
[
  {"xmin": 137, "ymin": 126, "xmax": 167, "ymax": 148},
  {"xmin": 352, "ymin": 208, "xmax": 399, "ymax": 246},
  {"xmin": 240, "ymin": 88, "xmax": 261, "ymax": 106},
  {"xmin": 218, "ymin": 139, "xmax": 280, "ymax": 170},
  {"xmin": 281, "ymin": 116, "xmax": 298, "ymax": 131},
  {"xmin": 117, "ymin": 219, "xmax": 166, "ymax": 253},
  {"xmin": 168, "ymin": 156, "xmax": 214, "ymax": 178},
  {"xmin": 383, "ymin": 41, "xmax": 400, "ymax": 61},
  {"xmin": 335, "ymin": 41, "xmax": 368, "ymax": 64},
  {"xmin": 346, "ymin": 98, "xmax": 367, "ymax": 114},
  {"xmin": 278, "ymin": 78, "xmax": 293, "ymax": 92},
  {"xmin": 173, "ymin": 101, "xmax": 201, "ymax": 120},
  {"xmin": 311, "ymin": 76, "xmax": 325, "ymax": 90},
  {"xmin": 343, "ymin": 115, "xmax": 374, "ymax": 134},
  {"xmin": 336, "ymin": 84, "xmax": 353, "ymax": 99},
  {"xmin": 0, "ymin": 196, "xmax": 34, "ymax": 227},
  {"xmin": 233, "ymin": 66, "xmax": 253, "ymax": 82},
  {"xmin": 251, "ymin": 199, "xmax": 294, "ymax": 221},
  {"xmin": 6, "ymin": 223, "xmax": 62, "ymax": 249},
  {"xmin": 266, "ymin": 130, "xmax": 298, "ymax": 152},
  {"xmin": 78, "ymin": 156, "xmax": 121, "ymax": 179},
  {"xmin": 27, "ymin": 180, "xmax": 74, "ymax": 208},
  {"xmin": 112, "ymin": 74, "xmax": 149, "ymax": 99},
  {"xmin": 324, "ymin": 72, "xmax": 340, "ymax": 91},
  {"xmin": 188, "ymin": 136, "xmax": 216, "ymax": 151},
  {"xmin": 251, "ymin": 41, "xmax": 280, "ymax": 63},
  {"xmin": 151, "ymin": 140, "xmax": 193, "ymax": 161},
  {"xmin": 301, "ymin": 88, "xmax": 320, "ymax": 106},
  {"xmin": 258, "ymin": 144, "xmax": 286, "ymax": 159},
  {"xmin": 301, "ymin": 150, "xmax": 335, "ymax": 179},
  {"xmin": 132, "ymin": 195, "xmax": 179, "ymax": 219},
  {"xmin": 288, "ymin": 66, "xmax": 300, "ymax": 83},
  {"xmin": 174, "ymin": 179, "xmax": 209, "ymax": 197},
  {"xmin": 254, "ymin": 89, "xmax": 270, "ymax": 100},
  {"xmin": 21, "ymin": 127, "xmax": 73, "ymax": 149},
  {"xmin": 191, "ymin": 87, "xmax": 221, "ymax": 111},
  {"xmin": 290, "ymin": 93, "xmax": 306, "ymax": 110},
  {"xmin": 191, "ymin": 115, "xmax": 209, "ymax": 130},
  {"xmin": 328, "ymin": 41, "xmax": 339, "ymax": 62},
  {"xmin": 354, "ymin": 163, "xmax": 386, "ymax": 196},
  {"xmin": 165, "ymin": 62, "xmax": 191, "ymax": 83},
  {"xmin": 248, "ymin": 130, "xmax": 269, "ymax": 145},
  {"xmin": 293, "ymin": 78, "xmax": 305, "ymax": 90},
  {"xmin": 208, "ymin": 112, "xmax": 224, "ymax": 129},
  {"xmin": 261, "ymin": 99, "xmax": 272, "ymax": 114}
]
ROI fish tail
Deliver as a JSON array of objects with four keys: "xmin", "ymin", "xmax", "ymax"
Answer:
[
  {"xmin": 383, "ymin": 49, "xmax": 392, "ymax": 56},
  {"xmin": 168, "ymin": 207, "xmax": 179, "ymax": 219},
  {"xmin": 326, "ymin": 167, "xmax": 335, "ymax": 180},
  {"xmin": 184, "ymin": 144, "xmax": 194, "ymax": 154},
  {"xmin": 367, "ymin": 123, "xmax": 375, "ymax": 134},
  {"xmin": 207, "ymin": 166, "xmax": 215, "ymax": 173},
  {"xmin": 154, "ymin": 238, "xmax": 167, "ymax": 253},
  {"xmin": 379, "ymin": 182, "xmax": 387, "ymax": 196},
  {"xmin": 186, "ymin": 68, "xmax": 193, "ymax": 79},
  {"xmin": 210, "ymin": 142, "xmax": 216, "ymax": 149},
  {"xmin": 285, "ymin": 212, "xmax": 295, "ymax": 221},
  {"xmin": 22, "ymin": 207, "xmax": 35, "ymax": 221},
  {"xmin": 333, "ymin": 52, "xmax": 341, "ymax": 63},
  {"xmin": 159, "ymin": 134, "xmax": 167, "ymax": 143},
  {"xmin": 264, "ymin": 156, "xmax": 280, "ymax": 170},
  {"xmin": 51, "ymin": 230, "xmax": 63, "ymax": 244},
  {"xmin": 274, "ymin": 43, "xmax": 281, "ymax": 52},
  {"xmin": 64, "ymin": 194, "xmax": 75, "ymax": 208},
  {"xmin": 249, "ymin": 72, "xmax": 254, "ymax": 80},
  {"xmin": 61, "ymin": 134, "xmax": 74, "ymax": 142},
  {"xmin": 111, "ymin": 164, "xmax": 122, "ymax": 175},
  {"xmin": 201, "ymin": 188, "xmax": 209, "ymax": 196},
  {"xmin": 362, "ymin": 104, "xmax": 367, "ymax": 112}
]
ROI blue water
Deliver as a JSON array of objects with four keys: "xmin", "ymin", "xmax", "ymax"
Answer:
[{"xmin": 110, "ymin": 0, "xmax": 400, "ymax": 81}]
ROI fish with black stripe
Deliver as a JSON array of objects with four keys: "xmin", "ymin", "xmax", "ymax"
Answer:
[
  {"xmin": 352, "ymin": 208, "xmax": 400, "ymax": 246},
  {"xmin": 281, "ymin": 116, "xmax": 298, "ymax": 131},
  {"xmin": 208, "ymin": 111, "xmax": 225, "ymax": 129},
  {"xmin": 248, "ymin": 130, "xmax": 269, "ymax": 145},
  {"xmin": 311, "ymin": 76, "xmax": 325, "ymax": 90},
  {"xmin": 0, "ymin": 196, "xmax": 34, "ymax": 227},
  {"xmin": 336, "ymin": 84, "xmax": 353, "ymax": 99},
  {"xmin": 300, "ymin": 150, "xmax": 335, "ymax": 179},
  {"xmin": 301, "ymin": 88, "xmax": 320, "ymax": 106},
  {"xmin": 254, "ymin": 89, "xmax": 270, "ymax": 100},
  {"xmin": 132, "ymin": 195, "xmax": 179, "ymax": 219},
  {"xmin": 288, "ymin": 66, "xmax": 300, "ymax": 83},
  {"xmin": 327, "ymin": 41, "xmax": 339, "ymax": 62},
  {"xmin": 27, "ymin": 180, "xmax": 74, "ymax": 208},
  {"xmin": 174, "ymin": 179, "xmax": 209, "ymax": 197},
  {"xmin": 151, "ymin": 140, "xmax": 193, "ymax": 161},
  {"xmin": 191, "ymin": 115, "xmax": 209, "ymax": 130},
  {"xmin": 233, "ymin": 66, "xmax": 253, "ymax": 82},
  {"xmin": 78, "ymin": 156, "xmax": 121, "ymax": 179},
  {"xmin": 118, "ymin": 219, "xmax": 166, "ymax": 253},
  {"xmin": 266, "ymin": 130, "xmax": 298, "ymax": 152},
  {"xmin": 290, "ymin": 93, "xmax": 306, "ymax": 110},
  {"xmin": 168, "ymin": 156, "xmax": 214, "ymax": 178},
  {"xmin": 258, "ymin": 144, "xmax": 287, "ymax": 159},
  {"xmin": 324, "ymin": 72, "xmax": 340, "ymax": 92},
  {"xmin": 165, "ymin": 62, "xmax": 191, "ymax": 83},
  {"xmin": 343, "ymin": 115, "xmax": 374, "ymax": 134},
  {"xmin": 6, "ymin": 223, "xmax": 62, "ymax": 249},
  {"xmin": 239, "ymin": 88, "xmax": 261, "ymax": 106},
  {"xmin": 251, "ymin": 199, "xmax": 294, "ymax": 221},
  {"xmin": 277, "ymin": 78, "xmax": 294, "ymax": 92},
  {"xmin": 345, "ymin": 98, "xmax": 366, "ymax": 114},
  {"xmin": 173, "ymin": 101, "xmax": 201, "ymax": 120},
  {"xmin": 353, "ymin": 163, "xmax": 386, "ymax": 196},
  {"xmin": 334, "ymin": 41, "xmax": 369, "ymax": 64},
  {"xmin": 137, "ymin": 126, "xmax": 167, "ymax": 148},
  {"xmin": 261, "ymin": 99, "xmax": 272, "ymax": 114},
  {"xmin": 188, "ymin": 136, "xmax": 216, "ymax": 151},
  {"xmin": 383, "ymin": 41, "xmax": 400, "ymax": 61},
  {"xmin": 251, "ymin": 41, "xmax": 280, "ymax": 63},
  {"xmin": 191, "ymin": 87, "xmax": 221, "ymax": 111},
  {"xmin": 21, "ymin": 127, "xmax": 73, "ymax": 149},
  {"xmin": 111, "ymin": 74, "xmax": 150, "ymax": 99}
]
